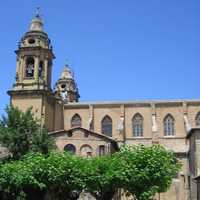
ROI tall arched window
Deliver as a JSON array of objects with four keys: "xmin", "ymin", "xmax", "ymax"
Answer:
[
  {"xmin": 25, "ymin": 57, "xmax": 34, "ymax": 78},
  {"xmin": 132, "ymin": 113, "xmax": 143, "ymax": 137},
  {"xmin": 64, "ymin": 144, "xmax": 76, "ymax": 154},
  {"xmin": 71, "ymin": 114, "xmax": 82, "ymax": 128},
  {"xmin": 196, "ymin": 112, "xmax": 200, "ymax": 126},
  {"xmin": 101, "ymin": 115, "xmax": 112, "ymax": 137},
  {"xmin": 164, "ymin": 114, "xmax": 175, "ymax": 136}
]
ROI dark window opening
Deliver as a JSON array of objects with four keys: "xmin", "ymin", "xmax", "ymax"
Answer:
[
  {"xmin": 28, "ymin": 38, "xmax": 35, "ymax": 44},
  {"xmin": 99, "ymin": 145, "xmax": 106, "ymax": 156},
  {"xmin": 64, "ymin": 144, "xmax": 76, "ymax": 154},
  {"xmin": 25, "ymin": 57, "xmax": 34, "ymax": 78}
]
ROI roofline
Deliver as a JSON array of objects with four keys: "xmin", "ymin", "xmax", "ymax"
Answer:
[
  {"xmin": 49, "ymin": 127, "xmax": 119, "ymax": 150},
  {"xmin": 64, "ymin": 99, "xmax": 200, "ymax": 108}
]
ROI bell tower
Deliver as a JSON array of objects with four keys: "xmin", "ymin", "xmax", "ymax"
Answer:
[
  {"xmin": 55, "ymin": 64, "xmax": 80, "ymax": 103},
  {"xmin": 14, "ymin": 13, "xmax": 54, "ymax": 90},
  {"xmin": 8, "ymin": 13, "xmax": 64, "ymax": 131}
]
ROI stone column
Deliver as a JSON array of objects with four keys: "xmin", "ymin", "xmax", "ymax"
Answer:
[
  {"xmin": 34, "ymin": 56, "xmax": 39, "ymax": 81},
  {"xmin": 19, "ymin": 56, "xmax": 24, "ymax": 82},
  {"xmin": 44, "ymin": 59, "xmax": 48, "ymax": 85},
  {"xmin": 21, "ymin": 57, "xmax": 26, "ymax": 82}
]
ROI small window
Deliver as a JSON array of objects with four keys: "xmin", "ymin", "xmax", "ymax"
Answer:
[
  {"xmin": 61, "ymin": 84, "xmax": 66, "ymax": 89},
  {"xmin": 99, "ymin": 145, "xmax": 106, "ymax": 156},
  {"xmin": 132, "ymin": 113, "xmax": 143, "ymax": 137},
  {"xmin": 25, "ymin": 57, "xmax": 34, "ymax": 78},
  {"xmin": 28, "ymin": 38, "xmax": 35, "ymax": 44},
  {"xmin": 164, "ymin": 114, "xmax": 175, "ymax": 136},
  {"xmin": 196, "ymin": 112, "xmax": 200, "ymax": 126},
  {"xmin": 101, "ymin": 116, "xmax": 112, "ymax": 137},
  {"xmin": 71, "ymin": 114, "xmax": 82, "ymax": 128},
  {"xmin": 64, "ymin": 144, "xmax": 76, "ymax": 154}
]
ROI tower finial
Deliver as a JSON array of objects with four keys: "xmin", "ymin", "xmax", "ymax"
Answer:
[
  {"xmin": 30, "ymin": 7, "xmax": 43, "ymax": 31},
  {"xmin": 35, "ymin": 7, "xmax": 42, "ymax": 18}
]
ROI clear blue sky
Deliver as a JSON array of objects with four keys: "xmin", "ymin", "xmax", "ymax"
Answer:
[{"xmin": 0, "ymin": 0, "xmax": 199, "ymax": 114}]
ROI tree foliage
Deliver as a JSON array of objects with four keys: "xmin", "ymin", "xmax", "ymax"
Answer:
[
  {"xmin": 83, "ymin": 155, "xmax": 120, "ymax": 200},
  {"xmin": 0, "ymin": 106, "xmax": 55, "ymax": 160},
  {"xmin": 0, "ymin": 152, "xmax": 87, "ymax": 200},
  {"xmin": 115, "ymin": 145, "xmax": 181, "ymax": 200},
  {"xmin": 0, "ymin": 145, "xmax": 181, "ymax": 200}
]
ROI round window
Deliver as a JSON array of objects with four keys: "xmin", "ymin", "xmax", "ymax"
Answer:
[
  {"xmin": 28, "ymin": 38, "xmax": 35, "ymax": 44},
  {"xmin": 61, "ymin": 84, "xmax": 66, "ymax": 89},
  {"xmin": 64, "ymin": 144, "xmax": 76, "ymax": 154}
]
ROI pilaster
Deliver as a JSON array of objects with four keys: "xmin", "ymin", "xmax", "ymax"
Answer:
[
  {"xmin": 34, "ymin": 56, "xmax": 39, "ymax": 82},
  {"xmin": 151, "ymin": 103, "xmax": 159, "ymax": 144}
]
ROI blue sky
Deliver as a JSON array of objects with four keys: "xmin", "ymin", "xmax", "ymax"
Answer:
[{"xmin": 0, "ymin": 0, "xmax": 199, "ymax": 114}]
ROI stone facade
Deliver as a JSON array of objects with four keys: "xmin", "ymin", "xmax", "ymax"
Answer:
[{"xmin": 5, "ymin": 14, "xmax": 200, "ymax": 200}]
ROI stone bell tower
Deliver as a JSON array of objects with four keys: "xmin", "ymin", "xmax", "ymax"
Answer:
[
  {"xmin": 55, "ymin": 64, "xmax": 80, "ymax": 103},
  {"xmin": 8, "ymin": 13, "xmax": 64, "ymax": 131},
  {"xmin": 13, "ymin": 13, "xmax": 54, "ymax": 90}
]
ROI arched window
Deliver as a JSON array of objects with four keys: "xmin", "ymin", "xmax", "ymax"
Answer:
[
  {"xmin": 196, "ymin": 112, "xmax": 200, "ymax": 126},
  {"xmin": 80, "ymin": 144, "xmax": 93, "ymax": 158},
  {"xmin": 39, "ymin": 61, "xmax": 43, "ymax": 79},
  {"xmin": 101, "ymin": 115, "xmax": 112, "ymax": 137},
  {"xmin": 71, "ymin": 114, "xmax": 82, "ymax": 128},
  {"xmin": 25, "ymin": 57, "xmax": 34, "ymax": 78},
  {"xmin": 164, "ymin": 114, "xmax": 175, "ymax": 136},
  {"xmin": 64, "ymin": 144, "xmax": 76, "ymax": 154},
  {"xmin": 132, "ymin": 113, "xmax": 143, "ymax": 137}
]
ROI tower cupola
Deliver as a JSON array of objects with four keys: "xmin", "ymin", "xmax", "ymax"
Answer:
[
  {"xmin": 55, "ymin": 64, "xmax": 80, "ymax": 103},
  {"xmin": 29, "ymin": 14, "xmax": 43, "ymax": 32}
]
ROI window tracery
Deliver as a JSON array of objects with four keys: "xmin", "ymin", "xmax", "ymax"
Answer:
[
  {"xmin": 101, "ymin": 115, "xmax": 112, "ymax": 137},
  {"xmin": 132, "ymin": 113, "xmax": 143, "ymax": 137},
  {"xmin": 164, "ymin": 114, "xmax": 175, "ymax": 136},
  {"xmin": 71, "ymin": 114, "xmax": 82, "ymax": 128}
]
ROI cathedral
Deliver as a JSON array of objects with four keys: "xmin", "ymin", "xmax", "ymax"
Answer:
[{"xmin": 5, "ymin": 13, "xmax": 200, "ymax": 200}]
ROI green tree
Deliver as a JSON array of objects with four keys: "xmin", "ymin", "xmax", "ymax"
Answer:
[
  {"xmin": 0, "ymin": 152, "xmax": 87, "ymax": 200},
  {"xmin": 0, "ymin": 136, "xmax": 180, "ymax": 200},
  {"xmin": 0, "ymin": 106, "xmax": 55, "ymax": 160},
  {"xmin": 84, "ymin": 155, "xmax": 121, "ymax": 200},
  {"xmin": 116, "ymin": 145, "xmax": 181, "ymax": 200}
]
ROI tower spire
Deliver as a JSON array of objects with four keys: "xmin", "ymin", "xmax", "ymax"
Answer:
[{"xmin": 29, "ymin": 7, "xmax": 43, "ymax": 31}]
